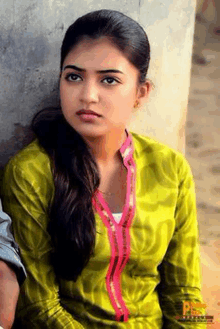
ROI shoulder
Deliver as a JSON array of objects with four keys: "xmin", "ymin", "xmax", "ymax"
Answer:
[
  {"xmin": 5, "ymin": 139, "xmax": 51, "ymax": 172},
  {"xmin": 4, "ymin": 139, "xmax": 53, "ymax": 188},
  {"xmin": 6, "ymin": 139, "xmax": 50, "ymax": 168},
  {"xmin": 131, "ymin": 131, "xmax": 193, "ymax": 182}
]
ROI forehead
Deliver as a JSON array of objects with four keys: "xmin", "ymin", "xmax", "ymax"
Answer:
[{"xmin": 63, "ymin": 37, "xmax": 137, "ymax": 73}]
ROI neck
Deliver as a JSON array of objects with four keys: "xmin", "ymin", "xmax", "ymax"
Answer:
[{"xmin": 82, "ymin": 128, "xmax": 127, "ymax": 166}]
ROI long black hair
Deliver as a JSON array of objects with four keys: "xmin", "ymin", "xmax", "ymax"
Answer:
[{"xmin": 32, "ymin": 9, "xmax": 151, "ymax": 281}]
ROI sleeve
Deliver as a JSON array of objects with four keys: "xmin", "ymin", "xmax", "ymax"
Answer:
[
  {"xmin": 157, "ymin": 153, "xmax": 207, "ymax": 329},
  {"xmin": 1, "ymin": 159, "xmax": 85, "ymax": 329},
  {"xmin": 0, "ymin": 199, "xmax": 27, "ymax": 286}
]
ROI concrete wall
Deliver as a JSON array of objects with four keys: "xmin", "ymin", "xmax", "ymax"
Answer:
[{"xmin": 0, "ymin": 0, "xmax": 197, "ymax": 175}]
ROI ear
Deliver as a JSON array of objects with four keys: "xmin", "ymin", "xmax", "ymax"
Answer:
[{"xmin": 136, "ymin": 80, "xmax": 152, "ymax": 107}]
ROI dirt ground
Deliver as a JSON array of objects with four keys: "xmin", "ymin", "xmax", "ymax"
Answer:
[{"xmin": 185, "ymin": 9, "xmax": 220, "ymax": 328}]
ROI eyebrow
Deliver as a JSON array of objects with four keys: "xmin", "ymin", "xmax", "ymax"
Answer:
[{"xmin": 63, "ymin": 64, "xmax": 124, "ymax": 74}]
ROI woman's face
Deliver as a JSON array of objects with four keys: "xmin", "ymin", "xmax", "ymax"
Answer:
[{"xmin": 60, "ymin": 37, "xmax": 148, "ymax": 138}]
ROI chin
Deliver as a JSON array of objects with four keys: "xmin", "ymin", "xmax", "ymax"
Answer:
[{"xmin": 73, "ymin": 125, "xmax": 108, "ymax": 138}]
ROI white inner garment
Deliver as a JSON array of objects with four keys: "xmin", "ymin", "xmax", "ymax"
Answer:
[{"xmin": 112, "ymin": 212, "xmax": 122, "ymax": 223}]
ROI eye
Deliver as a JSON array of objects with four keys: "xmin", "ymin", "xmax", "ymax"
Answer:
[
  {"xmin": 102, "ymin": 77, "xmax": 119, "ymax": 85},
  {"xmin": 65, "ymin": 73, "xmax": 82, "ymax": 82}
]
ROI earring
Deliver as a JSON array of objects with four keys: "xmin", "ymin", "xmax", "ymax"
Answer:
[{"xmin": 134, "ymin": 100, "xmax": 139, "ymax": 109}]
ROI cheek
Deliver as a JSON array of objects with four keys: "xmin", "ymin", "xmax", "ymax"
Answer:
[
  {"xmin": 59, "ymin": 86, "xmax": 73, "ymax": 121},
  {"xmin": 60, "ymin": 84, "xmax": 74, "ymax": 109},
  {"xmin": 114, "ymin": 87, "xmax": 137, "ymax": 110},
  {"xmin": 119, "ymin": 82, "xmax": 137, "ymax": 100},
  {"xmin": 59, "ymin": 83, "xmax": 66, "ymax": 105}
]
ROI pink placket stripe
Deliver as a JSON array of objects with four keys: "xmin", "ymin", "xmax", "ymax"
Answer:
[
  {"xmin": 92, "ymin": 196, "xmax": 126, "ymax": 321},
  {"xmin": 92, "ymin": 130, "xmax": 136, "ymax": 322},
  {"xmin": 118, "ymin": 149, "xmax": 136, "ymax": 275},
  {"xmin": 113, "ymin": 143, "xmax": 136, "ymax": 322}
]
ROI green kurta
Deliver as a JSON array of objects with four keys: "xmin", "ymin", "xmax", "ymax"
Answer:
[{"xmin": 2, "ymin": 131, "xmax": 207, "ymax": 328}]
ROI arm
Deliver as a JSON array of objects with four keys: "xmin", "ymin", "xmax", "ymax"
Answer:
[
  {"xmin": 157, "ymin": 154, "xmax": 207, "ymax": 328},
  {"xmin": 2, "ymin": 156, "xmax": 85, "ymax": 329},
  {"xmin": 0, "ymin": 202, "xmax": 27, "ymax": 329},
  {"xmin": 0, "ymin": 200, "xmax": 27, "ymax": 287},
  {"xmin": 0, "ymin": 260, "xmax": 19, "ymax": 329}
]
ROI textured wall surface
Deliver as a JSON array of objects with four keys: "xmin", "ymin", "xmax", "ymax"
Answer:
[
  {"xmin": 0, "ymin": 0, "xmax": 197, "ymax": 174},
  {"xmin": 129, "ymin": 0, "xmax": 197, "ymax": 154},
  {"xmin": 187, "ymin": 3, "xmax": 220, "ymax": 324},
  {"xmin": 187, "ymin": 1, "xmax": 220, "ymax": 244}
]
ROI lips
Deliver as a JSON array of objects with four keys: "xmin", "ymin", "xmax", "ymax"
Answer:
[{"xmin": 76, "ymin": 109, "xmax": 101, "ymax": 117}]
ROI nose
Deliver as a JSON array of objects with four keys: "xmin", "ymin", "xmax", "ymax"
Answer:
[{"xmin": 79, "ymin": 80, "xmax": 99, "ymax": 104}]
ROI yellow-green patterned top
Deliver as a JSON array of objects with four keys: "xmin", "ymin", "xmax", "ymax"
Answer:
[{"xmin": 2, "ymin": 130, "xmax": 207, "ymax": 328}]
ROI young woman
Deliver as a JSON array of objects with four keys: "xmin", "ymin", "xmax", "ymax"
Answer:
[{"xmin": 2, "ymin": 9, "xmax": 206, "ymax": 329}]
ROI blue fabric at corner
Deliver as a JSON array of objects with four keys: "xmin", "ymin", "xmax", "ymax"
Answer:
[{"xmin": 0, "ymin": 199, "xmax": 27, "ymax": 285}]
